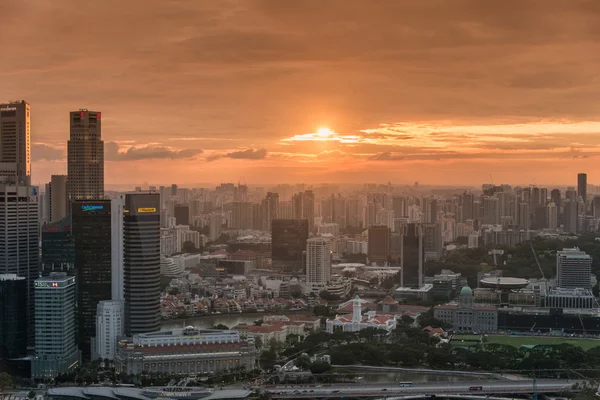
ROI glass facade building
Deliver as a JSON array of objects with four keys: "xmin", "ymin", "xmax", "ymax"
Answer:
[
  {"xmin": 271, "ymin": 219, "xmax": 309, "ymax": 274},
  {"xmin": 0, "ymin": 274, "xmax": 27, "ymax": 359}
]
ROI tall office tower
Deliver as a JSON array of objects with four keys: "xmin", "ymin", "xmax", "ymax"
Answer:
[
  {"xmin": 563, "ymin": 199, "xmax": 578, "ymax": 234},
  {"xmin": 482, "ymin": 196, "xmax": 499, "ymax": 225},
  {"xmin": 231, "ymin": 201, "xmax": 254, "ymax": 229},
  {"xmin": 31, "ymin": 272, "xmax": 81, "ymax": 379},
  {"xmin": 251, "ymin": 203, "xmax": 262, "ymax": 231},
  {"xmin": 422, "ymin": 198, "xmax": 438, "ymax": 223},
  {"xmin": 367, "ymin": 225, "xmax": 391, "ymax": 263},
  {"xmin": 422, "ymin": 222, "xmax": 443, "ymax": 260},
  {"xmin": 94, "ymin": 300, "xmax": 123, "ymax": 361},
  {"xmin": 0, "ymin": 101, "xmax": 31, "ymax": 183},
  {"xmin": 518, "ymin": 202, "xmax": 530, "ymax": 230},
  {"xmin": 174, "ymin": 204, "xmax": 190, "ymax": 225},
  {"xmin": 67, "ymin": 110, "xmax": 104, "ymax": 201},
  {"xmin": 41, "ymin": 215, "xmax": 74, "ymax": 274},
  {"xmin": 556, "ymin": 248, "xmax": 592, "ymax": 290},
  {"xmin": 306, "ymin": 237, "xmax": 331, "ymax": 284},
  {"xmin": 235, "ymin": 183, "xmax": 249, "ymax": 202},
  {"xmin": 547, "ymin": 202, "xmax": 558, "ymax": 230},
  {"xmin": 262, "ymin": 192, "xmax": 279, "ymax": 231},
  {"xmin": 111, "ymin": 196, "xmax": 125, "ymax": 301},
  {"xmin": 0, "ymin": 183, "xmax": 39, "ymax": 343},
  {"xmin": 271, "ymin": 219, "xmax": 309, "ymax": 274},
  {"xmin": 72, "ymin": 200, "xmax": 112, "ymax": 359},
  {"xmin": 278, "ymin": 200, "xmax": 293, "ymax": 219},
  {"xmin": 48, "ymin": 175, "xmax": 68, "ymax": 223},
  {"xmin": 171, "ymin": 184, "xmax": 178, "ymax": 197},
  {"xmin": 497, "ymin": 192, "xmax": 512, "ymax": 220},
  {"xmin": 292, "ymin": 190, "xmax": 315, "ymax": 232},
  {"xmin": 396, "ymin": 223, "xmax": 424, "ymax": 287},
  {"xmin": 123, "ymin": 193, "xmax": 161, "ymax": 336},
  {"xmin": 0, "ymin": 275, "xmax": 27, "ymax": 360},
  {"xmin": 578, "ymin": 173, "xmax": 588, "ymax": 212}
]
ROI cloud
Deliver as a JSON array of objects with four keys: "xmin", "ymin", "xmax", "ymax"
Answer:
[
  {"xmin": 105, "ymin": 142, "xmax": 203, "ymax": 161},
  {"xmin": 32, "ymin": 143, "xmax": 65, "ymax": 161},
  {"xmin": 208, "ymin": 148, "xmax": 268, "ymax": 161}
]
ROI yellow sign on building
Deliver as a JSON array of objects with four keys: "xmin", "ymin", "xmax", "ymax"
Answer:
[{"xmin": 137, "ymin": 207, "xmax": 157, "ymax": 213}]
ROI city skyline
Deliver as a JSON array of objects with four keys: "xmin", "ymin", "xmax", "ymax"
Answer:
[{"xmin": 4, "ymin": 1, "xmax": 600, "ymax": 185}]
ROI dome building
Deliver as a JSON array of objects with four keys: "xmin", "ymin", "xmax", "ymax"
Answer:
[{"xmin": 434, "ymin": 286, "xmax": 498, "ymax": 333}]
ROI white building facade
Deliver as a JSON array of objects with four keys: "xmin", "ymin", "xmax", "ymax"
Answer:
[{"xmin": 94, "ymin": 300, "xmax": 124, "ymax": 360}]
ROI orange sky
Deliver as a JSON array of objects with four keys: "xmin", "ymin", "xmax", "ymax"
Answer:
[{"xmin": 2, "ymin": 0, "xmax": 600, "ymax": 187}]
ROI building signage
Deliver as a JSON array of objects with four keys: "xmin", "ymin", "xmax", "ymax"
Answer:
[
  {"xmin": 35, "ymin": 277, "xmax": 75, "ymax": 288},
  {"xmin": 137, "ymin": 207, "xmax": 156, "ymax": 213},
  {"xmin": 82, "ymin": 205, "xmax": 104, "ymax": 212},
  {"xmin": 0, "ymin": 107, "xmax": 17, "ymax": 112}
]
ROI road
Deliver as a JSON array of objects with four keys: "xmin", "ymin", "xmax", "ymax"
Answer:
[{"xmin": 264, "ymin": 379, "xmax": 576, "ymax": 398}]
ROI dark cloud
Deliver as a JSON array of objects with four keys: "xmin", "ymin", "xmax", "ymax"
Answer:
[
  {"xmin": 105, "ymin": 142, "xmax": 202, "ymax": 161},
  {"xmin": 32, "ymin": 143, "xmax": 65, "ymax": 161},
  {"xmin": 208, "ymin": 148, "xmax": 267, "ymax": 161}
]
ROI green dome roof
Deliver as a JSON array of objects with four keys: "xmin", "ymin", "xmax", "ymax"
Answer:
[{"xmin": 460, "ymin": 286, "xmax": 473, "ymax": 296}]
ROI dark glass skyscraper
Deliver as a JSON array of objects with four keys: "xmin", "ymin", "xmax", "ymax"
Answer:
[
  {"xmin": 41, "ymin": 214, "xmax": 74, "ymax": 275},
  {"xmin": 123, "ymin": 193, "xmax": 160, "ymax": 336},
  {"xmin": 271, "ymin": 219, "xmax": 309, "ymax": 274},
  {"xmin": 72, "ymin": 200, "xmax": 112, "ymax": 359},
  {"xmin": 0, "ymin": 274, "xmax": 27, "ymax": 359},
  {"xmin": 174, "ymin": 204, "xmax": 189, "ymax": 225},
  {"xmin": 578, "ymin": 173, "xmax": 587, "ymax": 212},
  {"xmin": 67, "ymin": 110, "xmax": 104, "ymax": 201}
]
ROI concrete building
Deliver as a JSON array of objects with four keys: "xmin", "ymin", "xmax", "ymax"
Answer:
[
  {"xmin": 111, "ymin": 196, "xmax": 125, "ymax": 301},
  {"xmin": 94, "ymin": 301, "xmax": 124, "ymax": 361},
  {"xmin": 556, "ymin": 247, "xmax": 592, "ymax": 290},
  {"xmin": 271, "ymin": 219, "xmax": 309, "ymax": 274},
  {"xmin": 0, "ymin": 101, "xmax": 31, "ymax": 183},
  {"xmin": 123, "ymin": 193, "xmax": 161, "ymax": 336},
  {"xmin": 67, "ymin": 109, "xmax": 104, "ymax": 201},
  {"xmin": 547, "ymin": 202, "xmax": 558, "ymax": 230},
  {"xmin": 115, "ymin": 327, "xmax": 257, "ymax": 375},
  {"xmin": 306, "ymin": 237, "xmax": 331, "ymax": 285},
  {"xmin": 31, "ymin": 272, "xmax": 81, "ymax": 379},
  {"xmin": 434, "ymin": 286, "xmax": 498, "ymax": 333}
]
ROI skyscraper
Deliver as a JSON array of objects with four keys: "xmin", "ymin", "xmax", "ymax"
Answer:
[
  {"xmin": 111, "ymin": 196, "xmax": 125, "ymax": 302},
  {"xmin": 94, "ymin": 300, "xmax": 123, "ymax": 361},
  {"xmin": 306, "ymin": 237, "xmax": 331, "ymax": 285},
  {"xmin": 174, "ymin": 203, "xmax": 190, "ymax": 225},
  {"xmin": 0, "ymin": 274, "xmax": 27, "ymax": 360},
  {"xmin": 31, "ymin": 272, "xmax": 81, "ymax": 379},
  {"xmin": 368, "ymin": 225, "xmax": 391, "ymax": 263},
  {"xmin": 0, "ymin": 101, "xmax": 31, "ymax": 183},
  {"xmin": 292, "ymin": 190, "xmax": 315, "ymax": 232},
  {"xmin": 67, "ymin": 110, "xmax": 104, "ymax": 201},
  {"xmin": 547, "ymin": 202, "xmax": 558, "ymax": 230},
  {"xmin": 271, "ymin": 219, "xmax": 309, "ymax": 274},
  {"xmin": 123, "ymin": 193, "xmax": 161, "ymax": 336},
  {"xmin": 556, "ymin": 248, "xmax": 591, "ymax": 290},
  {"xmin": 0, "ymin": 183, "xmax": 39, "ymax": 343},
  {"xmin": 578, "ymin": 173, "xmax": 587, "ymax": 212},
  {"xmin": 47, "ymin": 175, "xmax": 68, "ymax": 223},
  {"xmin": 72, "ymin": 200, "xmax": 112, "ymax": 359}
]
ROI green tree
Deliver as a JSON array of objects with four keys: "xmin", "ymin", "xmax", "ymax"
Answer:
[
  {"xmin": 309, "ymin": 360, "xmax": 332, "ymax": 374},
  {"xmin": 0, "ymin": 373, "xmax": 13, "ymax": 397},
  {"xmin": 212, "ymin": 324, "xmax": 229, "ymax": 330},
  {"xmin": 295, "ymin": 354, "xmax": 312, "ymax": 370},
  {"xmin": 259, "ymin": 349, "xmax": 277, "ymax": 370}
]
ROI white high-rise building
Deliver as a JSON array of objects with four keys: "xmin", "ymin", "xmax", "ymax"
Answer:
[
  {"xmin": 111, "ymin": 196, "xmax": 125, "ymax": 301},
  {"xmin": 306, "ymin": 237, "xmax": 331, "ymax": 284},
  {"xmin": 557, "ymin": 247, "xmax": 592, "ymax": 290},
  {"xmin": 94, "ymin": 300, "xmax": 124, "ymax": 361},
  {"xmin": 547, "ymin": 202, "xmax": 558, "ymax": 230},
  {"xmin": 209, "ymin": 213, "xmax": 222, "ymax": 241}
]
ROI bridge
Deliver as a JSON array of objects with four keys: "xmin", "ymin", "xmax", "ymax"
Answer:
[{"xmin": 264, "ymin": 379, "xmax": 576, "ymax": 398}]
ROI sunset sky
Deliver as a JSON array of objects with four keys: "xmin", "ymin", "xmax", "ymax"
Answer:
[{"xmin": 3, "ymin": 0, "xmax": 600, "ymax": 187}]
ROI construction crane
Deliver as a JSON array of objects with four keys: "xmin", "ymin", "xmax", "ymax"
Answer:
[{"xmin": 530, "ymin": 243, "xmax": 546, "ymax": 280}]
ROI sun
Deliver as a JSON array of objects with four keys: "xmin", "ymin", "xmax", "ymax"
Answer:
[{"xmin": 316, "ymin": 127, "xmax": 334, "ymax": 138}]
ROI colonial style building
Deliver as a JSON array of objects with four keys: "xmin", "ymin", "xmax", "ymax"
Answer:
[
  {"xmin": 326, "ymin": 295, "xmax": 397, "ymax": 334},
  {"xmin": 434, "ymin": 286, "xmax": 498, "ymax": 332}
]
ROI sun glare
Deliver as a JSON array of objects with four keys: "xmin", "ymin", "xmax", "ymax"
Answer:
[{"xmin": 316, "ymin": 127, "xmax": 334, "ymax": 137}]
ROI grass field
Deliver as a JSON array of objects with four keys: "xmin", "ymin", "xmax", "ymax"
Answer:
[{"xmin": 450, "ymin": 334, "xmax": 600, "ymax": 351}]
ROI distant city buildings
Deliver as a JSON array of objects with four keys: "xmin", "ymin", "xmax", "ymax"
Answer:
[{"xmin": 556, "ymin": 247, "xmax": 592, "ymax": 290}]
